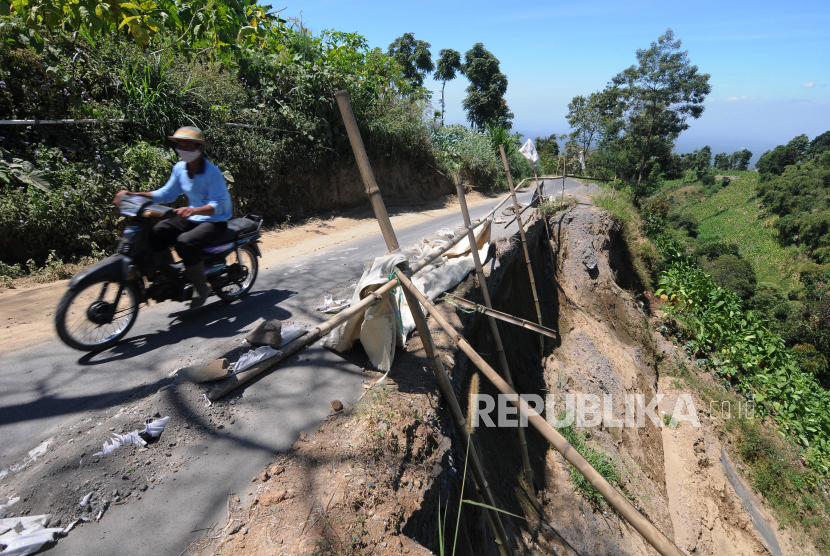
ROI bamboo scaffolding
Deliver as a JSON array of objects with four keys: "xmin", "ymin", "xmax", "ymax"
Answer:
[
  {"xmin": 395, "ymin": 271, "xmax": 685, "ymax": 556},
  {"xmin": 456, "ymin": 175, "xmax": 537, "ymax": 494},
  {"xmin": 499, "ymin": 145, "xmax": 544, "ymax": 357},
  {"xmin": 443, "ymin": 294, "xmax": 557, "ymax": 340},
  {"xmin": 531, "ymin": 171, "xmax": 559, "ymax": 273},
  {"xmin": 336, "ymin": 90, "xmax": 512, "ymax": 556}
]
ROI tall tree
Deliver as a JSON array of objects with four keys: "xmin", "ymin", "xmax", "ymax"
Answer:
[
  {"xmin": 460, "ymin": 43, "xmax": 513, "ymax": 130},
  {"xmin": 434, "ymin": 48, "xmax": 461, "ymax": 126},
  {"xmin": 566, "ymin": 93, "xmax": 603, "ymax": 155},
  {"xmin": 714, "ymin": 152, "xmax": 730, "ymax": 171},
  {"xmin": 535, "ymin": 134, "xmax": 560, "ymax": 173},
  {"xmin": 730, "ymin": 149, "xmax": 752, "ymax": 171},
  {"xmin": 608, "ymin": 29, "xmax": 711, "ymax": 197},
  {"xmin": 387, "ymin": 33, "xmax": 434, "ymax": 89}
]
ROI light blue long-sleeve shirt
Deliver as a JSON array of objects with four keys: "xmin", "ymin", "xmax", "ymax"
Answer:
[{"xmin": 151, "ymin": 159, "xmax": 232, "ymax": 222}]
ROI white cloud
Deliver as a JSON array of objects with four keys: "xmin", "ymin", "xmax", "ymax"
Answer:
[
  {"xmin": 803, "ymin": 81, "xmax": 816, "ymax": 88},
  {"xmin": 726, "ymin": 95, "xmax": 753, "ymax": 102}
]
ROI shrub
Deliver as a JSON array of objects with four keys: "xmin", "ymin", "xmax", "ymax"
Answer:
[{"xmin": 701, "ymin": 173, "xmax": 716, "ymax": 186}]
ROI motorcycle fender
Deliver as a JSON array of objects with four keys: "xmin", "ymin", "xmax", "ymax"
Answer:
[
  {"xmin": 247, "ymin": 241, "xmax": 261, "ymax": 257},
  {"xmin": 67, "ymin": 255, "xmax": 129, "ymax": 290}
]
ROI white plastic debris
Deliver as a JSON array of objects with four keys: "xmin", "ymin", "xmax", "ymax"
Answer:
[
  {"xmin": 78, "ymin": 493, "xmax": 92, "ymax": 509},
  {"xmin": 0, "ymin": 496, "xmax": 20, "ymax": 519},
  {"xmin": 280, "ymin": 325, "xmax": 305, "ymax": 345},
  {"xmin": 92, "ymin": 417, "xmax": 169, "ymax": 457},
  {"xmin": 235, "ymin": 346, "xmax": 280, "ymax": 373},
  {"xmin": 315, "ymin": 295, "xmax": 351, "ymax": 314},
  {"xmin": 0, "ymin": 515, "xmax": 64, "ymax": 556},
  {"xmin": 436, "ymin": 228, "xmax": 455, "ymax": 238},
  {"xmin": 143, "ymin": 416, "xmax": 169, "ymax": 438}
]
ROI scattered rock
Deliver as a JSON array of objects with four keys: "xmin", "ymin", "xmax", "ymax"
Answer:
[
  {"xmin": 268, "ymin": 464, "xmax": 285, "ymax": 476},
  {"xmin": 229, "ymin": 522, "xmax": 242, "ymax": 535},
  {"xmin": 246, "ymin": 319, "xmax": 283, "ymax": 348},
  {"xmin": 260, "ymin": 489, "xmax": 287, "ymax": 506},
  {"xmin": 331, "ymin": 400, "xmax": 343, "ymax": 412},
  {"xmin": 259, "ymin": 470, "xmax": 270, "ymax": 482},
  {"xmin": 299, "ymin": 431, "xmax": 307, "ymax": 441}
]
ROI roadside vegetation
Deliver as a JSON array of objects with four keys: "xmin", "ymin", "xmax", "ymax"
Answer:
[
  {"xmin": 0, "ymin": 4, "xmax": 539, "ymax": 285},
  {"xmin": 589, "ymin": 127, "xmax": 830, "ymax": 551}
]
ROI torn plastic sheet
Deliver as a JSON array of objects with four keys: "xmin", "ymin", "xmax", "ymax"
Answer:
[
  {"xmin": 315, "ymin": 294, "xmax": 351, "ymax": 314},
  {"xmin": 92, "ymin": 417, "xmax": 170, "ymax": 457},
  {"xmin": 0, "ymin": 496, "xmax": 20, "ymax": 519},
  {"xmin": 0, "ymin": 515, "xmax": 64, "ymax": 556},
  {"xmin": 235, "ymin": 346, "xmax": 280, "ymax": 373}
]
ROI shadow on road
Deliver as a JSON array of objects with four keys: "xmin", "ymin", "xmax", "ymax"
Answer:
[{"xmin": 76, "ymin": 288, "xmax": 296, "ymax": 366}]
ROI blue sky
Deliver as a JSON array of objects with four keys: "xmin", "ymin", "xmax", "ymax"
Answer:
[{"xmin": 284, "ymin": 0, "xmax": 829, "ymax": 164}]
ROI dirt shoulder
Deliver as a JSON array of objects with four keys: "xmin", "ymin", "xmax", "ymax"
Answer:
[{"xmin": 0, "ymin": 190, "xmax": 503, "ymax": 354}]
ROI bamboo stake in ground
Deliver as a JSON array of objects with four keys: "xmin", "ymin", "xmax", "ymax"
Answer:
[
  {"xmin": 531, "ymin": 170, "xmax": 558, "ymax": 270},
  {"xmin": 336, "ymin": 90, "xmax": 513, "ymax": 556},
  {"xmin": 395, "ymin": 271, "xmax": 685, "ymax": 556},
  {"xmin": 499, "ymin": 145, "xmax": 544, "ymax": 357},
  {"xmin": 456, "ymin": 175, "xmax": 537, "ymax": 494}
]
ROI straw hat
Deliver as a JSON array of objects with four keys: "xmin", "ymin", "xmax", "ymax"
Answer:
[{"xmin": 168, "ymin": 126, "xmax": 211, "ymax": 147}]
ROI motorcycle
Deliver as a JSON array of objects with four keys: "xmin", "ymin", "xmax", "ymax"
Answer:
[{"xmin": 55, "ymin": 195, "xmax": 263, "ymax": 351}]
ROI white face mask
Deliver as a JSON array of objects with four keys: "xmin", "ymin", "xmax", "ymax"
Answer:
[{"xmin": 176, "ymin": 148, "xmax": 202, "ymax": 163}]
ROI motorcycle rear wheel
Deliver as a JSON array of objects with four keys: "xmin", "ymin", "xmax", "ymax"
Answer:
[
  {"xmin": 214, "ymin": 244, "xmax": 258, "ymax": 301},
  {"xmin": 55, "ymin": 280, "xmax": 140, "ymax": 351}
]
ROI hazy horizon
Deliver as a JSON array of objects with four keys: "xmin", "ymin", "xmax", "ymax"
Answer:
[{"xmin": 284, "ymin": 0, "xmax": 828, "ymax": 168}]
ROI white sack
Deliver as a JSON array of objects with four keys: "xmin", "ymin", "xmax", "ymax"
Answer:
[
  {"xmin": 445, "ymin": 220, "xmax": 491, "ymax": 258},
  {"xmin": 236, "ymin": 346, "xmax": 280, "ymax": 372},
  {"xmin": 324, "ymin": 254, "xmax": 408, "ymax": 372}
]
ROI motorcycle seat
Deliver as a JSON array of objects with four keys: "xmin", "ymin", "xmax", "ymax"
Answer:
[{"xmin": 210, "ymin": 217, "xmax": 259, "ymax": 245}]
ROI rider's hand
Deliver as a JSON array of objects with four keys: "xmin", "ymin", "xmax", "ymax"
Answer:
[
  {"xmin": 113, "ymin": 190, "xmax": 129, "ymax": 205},
  {"xmin": 174, "ymin": 207, "xmax": 196, "ymax": 219}
]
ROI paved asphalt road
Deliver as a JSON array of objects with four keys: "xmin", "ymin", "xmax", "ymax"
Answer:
[{"xmin": 0, "ymin": 179, "xmax": 582, "ymax": 555}]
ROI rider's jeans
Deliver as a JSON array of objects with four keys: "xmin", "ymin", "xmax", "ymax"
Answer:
[{"xmin": 149, "ymin": 218, "xmax": 228, "ymax": 266}]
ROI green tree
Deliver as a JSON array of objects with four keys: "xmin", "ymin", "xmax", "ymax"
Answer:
[
  {"xmin": 387, "ymin": 32, "xmax": 434, "ymax": 89},
  {"xmin": 434, "ymin": 48, "xmax": 461, "ymax": 126},
  {"xmin": 730, "ymin": 149, "xmax": 752, "ymax": 171},
  {"xmin": 566, "ymin": 92, "xmax": 603, "ymax": 155},
  {"xmin": 608, "ymin": 29, "xmax": 711, "ymax": 197},
  {"xmin": 788, "ymin": 134, "xmax": 810, "ymax": 160},
  {"xmin": 535, "ymin": 134, "xmax": 560, "ymax": 172},
  {"xmin": 714, "ymin": 152, "xmax": 730, "ymax": 170},
  {"xmin": 460, "ymin": 42, "xmax": 513, "ymax": 130},
  {"xmin": 807, "ymin": 131, "xmax": 830, "ymax": 159},
  {"xmin": 757, "ymin": 144, "xmax": 799, "ymax": 176}
]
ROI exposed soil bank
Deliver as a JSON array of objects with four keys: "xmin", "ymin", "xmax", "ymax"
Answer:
[{"xmin": 61, "ymin": 202, "xmax": 813, "ymax": 556}]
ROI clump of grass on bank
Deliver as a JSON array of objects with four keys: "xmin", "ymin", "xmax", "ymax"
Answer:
[
  {"xmin": 593, "ymin": 187, "xmax": 658, "ymax": 289},
  {"xmin": 557, "ymin": 414, "xmax": 624, "ymax": 509}
]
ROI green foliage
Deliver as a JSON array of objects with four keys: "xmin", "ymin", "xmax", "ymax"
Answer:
[
  {"xmin": 656, "ymin": 259, "xmax": 830, "ymax": 474},
  {"xmin": 459, "ymin": 42, "xmax": 512, "ymax": 130},
  {"xmin": 429, "ymin": 124, "xmax": 500, "ymax": 188},
  {"xmin": 434, "ymin": 48, "xmax": 461, "ymax": 126},
  {"xmin": 604, "ymin": 29, "xmax": 711, "ymax": 197},
  {"xmin": 485, "ymin": 122, "xmax": 531, "ymax": 184},
  {"xmin": 558, "ymin": 415, "xmax": 624, "ymax": 508},
  {"xmin": 566, "ymin": 93, "xmax": 603, "ymax": 155},
  {"xmin": 534, "ymin": 134, "xmax": 560, "ymax": 173},
  {"xmin": 699, "ymin": 254, "xmax": 756, "ymax": 299},
  {"xmin": 387, "ymin": 32, "xmax": 434, "ymax": 89},
  {"xmin": 757, "ymin": 141, "xmax": 801, "ymax": 176}
]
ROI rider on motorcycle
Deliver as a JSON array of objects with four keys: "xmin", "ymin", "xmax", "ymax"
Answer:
[{"xmin": 113, "ymin": 127, "xmax": 232, "ymax": 308}]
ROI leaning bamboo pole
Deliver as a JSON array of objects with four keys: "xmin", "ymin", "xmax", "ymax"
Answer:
[
  {"xmin": 499, "ymin": 145, "xmax": 544, "ymax": 357},
  {"xmin": 395, "ymin": 272, "xmax": 685, "ymax": 556},
  {"xmin": 443, "ymin": 295, "xmax": 557, "ymax": 340},
  {"xmin": 334, "ymin": 90, "xmax": 399, "ymax": 253},
  {"xmin": 456, "ymin": 175, "xmax": 536, "ymax": 493},
  {"xmin": 336, "ymin": 90, "xmax": 513, "ymax": 556}
]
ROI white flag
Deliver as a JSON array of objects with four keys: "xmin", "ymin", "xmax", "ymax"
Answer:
[{"xmin": 519, "ymin": 139, "xmax": 539, "ymax": 164}]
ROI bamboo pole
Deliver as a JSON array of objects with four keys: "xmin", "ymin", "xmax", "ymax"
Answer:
[
  {"xmin": 396, "ymin": 272, "xmax": 685, "ymax": 556},
  {"xmin": 532, "ymin": 171, "xmax": 559, "ymax": 281},
  {"xmin": 498, "ymin": 145, "xmax": 544, "ymax": 357},
  {"xmin": 444, "ymin": 295, "xmax": 557, "ymax": 340},
  {"xmin": 456, "ymin": 175, "xmax": 536, "ymax": 494},
  {"xmin": 336, "ymin": 91, "xmax": 513, "ymax": 556},
  {"xmin": 334, "ymin": 90, "xmax": 399, "ymax": 253}
]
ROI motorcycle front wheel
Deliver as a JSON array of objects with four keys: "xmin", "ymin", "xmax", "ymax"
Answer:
[{"xmin": 55, "ymin": 280, "xmax": 140, "ymax": 351}]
